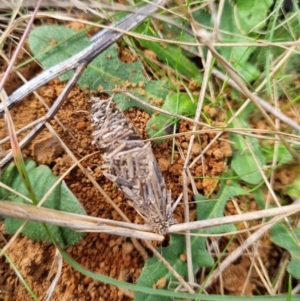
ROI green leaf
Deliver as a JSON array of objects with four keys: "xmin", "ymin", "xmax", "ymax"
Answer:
[
  {"xmin": 134, "ymin": 22, "xmax": 202, "ymax": 81},
  {"xmin": 146, "ymin": 93, "xmax": 197, "ymax": 143},
  {"xmin": 252, "ymin": 187, "xmax": 266, "ymax": 209},
  {"xmin": 135, "ymin": 234, "xmax": 213, "ymax": 301},
  {"xmin": 193, "ymin": 2, "xmax": 260, "ymax": 82},
  {"xmin": 230, "ymin": 115, "xmax": 266, "ymax": 185},
  {"xmin": 235, "ymin": 0, "xmax": 274, "ymax": 33},
  {"xmin": 196, "ymin": 173, "xmax": 248, "ymax": 234},
  {"xmin": 230, "ymin": 134, "xmax": 265, "ymax": 185},
  {"xmin": 261, "ymin": 141, "xmax": 294, "ymax": 165},
  {"xmin": 221, "ymin": 1, "xmax": 260, "ymax": 82},
  {"xmin": 285, "ymin": 166, "xmax": 300, "ymax": 198},
  {"xmin": 159, "ymin": 20, "xmax": 200, "ymax": 58},
  {"xmin": 0, "ymin": 159, "xmax": 86, "ymax": 248},
  {"xmin": 270, "ymin": 223, "xmax": 300, "ymax": 279},
  {"xmin": 250, "ymin": 10, "xmax": 300, "ymax": 92},
  {"xmin": 28, "ymin": 25, "xmax": 169, "ymax": 113}
]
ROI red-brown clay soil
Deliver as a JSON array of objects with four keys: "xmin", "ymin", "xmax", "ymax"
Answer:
[{"xmin": 0, "ymin": 75, "xmax": 232, "ymax": 300}]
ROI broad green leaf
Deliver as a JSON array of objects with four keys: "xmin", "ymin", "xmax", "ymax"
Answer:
[
  {"xmin": 135, "ymin": 234, "xmax": 213, "ymax": 301},
  {"xmin": 252, "ymin": 187, "xmax": 266, "ymax": 209},
  {"xmin": 0, "ymin": 159, "xmax": 86, "ymax": 248},
  {"xmin": 146, "ymin": 113, "xmax": 177, "ymax": 144},
  {"xmin": 230, "ymin": 115, "xmax": 266, "ymax": 185},
  {"xmin": 196, "ymin": 173, "xmax": 248, "ymax": 234},
  {"xmin": 135, "ymin": 22, "xmax": 202, "ymax": 81},
  {"xmin": 28, "ymin": 25, "xmax": 169, "ymax": 113},
  {"xmin": 270, "ymin": 223, "xmax": 300, "ymax": 279},
  {"xmin": 28, "ymin": 26, "xmax": 87, "ymax": 81},
  {"xmin": 159, "ymin": 20, "xmax": 199, "ymax": 58},
  {"xmin": 146, "ymin": 93, "xmax": 197, "ymax": 143},
  {"xmin": 261, "ymin": 141, "xmax": 294, "ymax": 165},
  {"xmin": 235, "ymin": 0, "xmax": 274, "ymax": 33},
  {"xmin": 220, "ymin": 1, "xmax": 260, "ymax": 82},
  {"xmin": 162, "ymin": 93, "xmax": 197, "ymax": 116},
  {"xmin": 250, "ymin": 9, "xmax": 300, "ymax": 90},
  {"xmin": 193, "ymin": 2, "xmax": 260, "ymax": 82}
]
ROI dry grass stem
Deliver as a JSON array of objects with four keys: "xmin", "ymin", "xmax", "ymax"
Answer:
[
  {"xmin": 45, "ymin": 249, "xmax": 62, "ymax": 301},
  {"xmin": 0, "ymin": 201, "xmax": 162, "ymax": 241},
  {"xmin": 203, "ymin": 221, "xmax": 275, "ymax": 289},
  {"xmin": 2, "ymin": 197, "xmax": 299, "ymax": 239},
  {"xmin": 169, "ymin": 200, "xmax": 300, "ymax": 233}
]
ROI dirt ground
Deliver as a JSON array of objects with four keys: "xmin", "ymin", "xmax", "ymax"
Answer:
[
  {"xmin": 0, "ymin": 75, "xmax": 231, "ymax": 300},
  {"xmin": 0, "ymin": 33, "xmax": 296, "ymax": 301}
]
